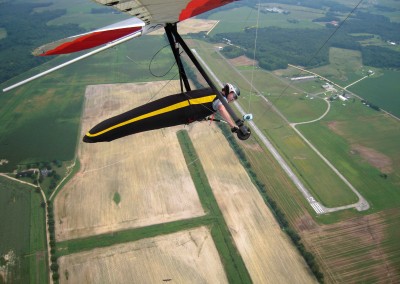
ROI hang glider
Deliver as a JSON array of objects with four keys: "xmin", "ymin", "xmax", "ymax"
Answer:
[
  {"xmin": 33, "ymin": 0, "xmax": 237, "ymax": 57},
  {"xmin": 3, "ymin": 0, "xmax": 251, "ymax": 141},
  {"xmin": 3, "ymin": 0, "xmax": 237, "ymax": 91}
]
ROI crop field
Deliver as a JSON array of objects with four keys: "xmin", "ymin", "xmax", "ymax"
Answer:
[
  {"xmin": 32, "ymin": 0, "xmax": 128, "ymax": 30},
  {"xmin": 212, "ymin": 100, "xmax": 400, "ymax": 282},
  {"xmin": 151, "ymin": 19, "xmax": 219, "ymax": 35},
  {"xmin": 311, "ymin": 47, "xmax": 365, "ymax": 84},
  {"xmin": 0, "ymin": 32, "xmax": 183, "ymax": 172},
  {"xmin": 188, "ymin": 38, "xmax": 400, "ymax": 210},
  {"xmin": 186, "ymin": 34, "xmax": 400, "ymax": 282},
  {"xmin": 2, "ymin": 1, "xmax": 399, "ymax": 282},
  {"xmin": 54, "ymin": 81, "xmax": 205, "ymax": 241},
  {"xmin": 349, "ymin": 70, "xmax": 400, "ymax": 118},
  {"xmin": 207, "ymin": 5, "xmax": 324, "ymax": 36},
  {"xmin": 0, "ymin": 81, "xmax": 84, "ymax": 172},
  {"xmin": 58, "ymin": 227, "xmax": 228, "ymax": 284},
  {"xmin": 53, "ymin": 81, "xmax": 317, "ymax": 283},
  {"xmin": 0, "ymin": 176, "xmax": 47, "ymax": 284},
  {"xmin": 298, "ymin": 102, "xmax": 400, "ymax": 211},
  {"xmin": 188, "ymin": 123, "xmax": 316, "ymax": 283},
  {"xmin": 309, "ymin": 48, "xmax": 400, "ymax": 117},
  {"xmin": 0, "ymin": 28, "xmax": 6, "ymax": 40},
  {"xmin": 303, "ymin": 208, "xmax": 400, "ymax": 283}
]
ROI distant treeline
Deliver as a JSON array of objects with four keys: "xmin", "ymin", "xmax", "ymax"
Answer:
[
  {"xmin": 239, "ymin": 0, "xmax": 352, "ymax": 13},
  {"xmin": 0, "ymin": 2, "xmax": 85, "ymax": 84},
  {"xmin": 213, "ymin": 10, "xmax": 400, "ymax": 70},
  {"xmin": 312, "ymin": 12, "xmax": 341, "ymax": 23}
]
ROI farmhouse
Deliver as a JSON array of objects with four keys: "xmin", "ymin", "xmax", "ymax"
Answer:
[
  {"xmin": 40, "ymin": 168, "xmax": 53, "ymax": 177},
  {"xmin": 322, "ymin": 83, "xmax": 336, "ymax": 92}
]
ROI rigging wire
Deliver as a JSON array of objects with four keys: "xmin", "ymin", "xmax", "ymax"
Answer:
[
  {"xmin": 146, "ymin": 38, "xmax": 219, "ymax": 116},
  {"xmin": 247, "ymin": 0, "xmax": 261, "ymax": 114},
  {"xmin": 148, "ymin": 43, "xmax": 178, "ymax": 78},
  {"xmin": 145, "ymin": 72, "xmax": 180, "ymax": 104}
]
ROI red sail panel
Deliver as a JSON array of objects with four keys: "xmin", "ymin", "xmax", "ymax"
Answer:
[
  {"xmin": 39, "ymin": 26, "xmax": 142, "ymax": 56},
  {"xmin": 179, "ymin": 0, "xmax": 236, "ymax": 21}
]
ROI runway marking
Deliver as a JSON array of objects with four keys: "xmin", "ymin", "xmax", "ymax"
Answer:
[{"xmin": 311, "ymin": 202, "xmax": 325, "ymax": 214}]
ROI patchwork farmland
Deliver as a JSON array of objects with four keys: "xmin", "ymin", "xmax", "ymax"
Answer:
[{"xmin": 54, "ymin": 82, "xmax": 315, "ymax": 283}]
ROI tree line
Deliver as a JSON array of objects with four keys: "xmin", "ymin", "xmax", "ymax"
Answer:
[
  {"xmin": 0, "ymin": 2, "xmax": 85, "ymax": 84},
  {"xmin": 213, "ymin": 9, "xmax": 400, "ymax": 70}
]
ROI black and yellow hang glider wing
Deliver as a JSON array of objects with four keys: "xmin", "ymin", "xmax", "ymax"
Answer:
[
  {"xmin": 3, "ymin": 0, "xmax": 251, "ymax": 141},
  {"xmin": 83, "ymin": 88, "xmax": 217, "ymax": 143}
]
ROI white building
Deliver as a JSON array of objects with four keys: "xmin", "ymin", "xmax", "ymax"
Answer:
[{"xmin": 322, "ymin": 83, "xmax": 336, "ymax": 92}]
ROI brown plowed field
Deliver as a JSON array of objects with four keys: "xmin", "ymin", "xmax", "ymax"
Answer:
[
  {"xmin": 188, "ymin": 123, "xmax": 317, "ymax": 283},
  {"xmin": 58, "ymin": 227, "xmax": 228, "ymax": 284},
  {"xmin": 55, "ymin": 82, "xmax": 318, "ymax": 283},
  {"xmin": 54, "ymin": 82, "xmax": 204, "ymax": 241},
  {"xmin": 301, "ymin": 209, "xmax": 400, "ymax": 283},
  {"xmin": 151, "ymin": 19, "xmax": 219, "ymax": 35},
  {"xmin": 228, "ymin": 55, "xmax": 258, "ymax": 67}
]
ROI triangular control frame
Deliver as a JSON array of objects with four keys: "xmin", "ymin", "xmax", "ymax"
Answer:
[{"xmin": 164, "ymin": 23, "xmax": 250, "ymax": 138}]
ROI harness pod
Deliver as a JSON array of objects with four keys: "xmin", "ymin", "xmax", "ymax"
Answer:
[{"xmin": 83, "ymin": 88, "xmax": 217, "ymax": 143}]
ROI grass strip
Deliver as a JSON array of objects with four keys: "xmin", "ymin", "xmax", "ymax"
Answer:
[
  {"xmin": 29, "ymin": 191, "xmax": 48, "ymax": 284},
  {"xmin": 177, "ymin": 130, "xmax": 252, "ymax": 284},
  {"xmin": 56, "ymin": 129, "xmax": 250, "ymax": 283},
  {"xmin": 57, "ymin": 215, "xmax": 213, "ymax": 257}
]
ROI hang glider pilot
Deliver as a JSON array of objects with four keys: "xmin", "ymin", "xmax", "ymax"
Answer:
[
  {"xmin": 213, "ymin": 83, "xmax": 241, "ymax": 133},
  {"xmin": 82, "ymin": 83, "xmax": 243, "ymax": 143}
]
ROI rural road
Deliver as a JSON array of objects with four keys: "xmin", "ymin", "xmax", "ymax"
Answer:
[
  {"xmin": 0, "ymin": 171, "xmax": 53, "ymax": 283},
  {"xmin": 192, "ymin": 48, "xmax": 369, "ymax": 214}
]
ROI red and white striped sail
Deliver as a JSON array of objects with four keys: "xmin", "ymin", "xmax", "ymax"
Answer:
[
  {"xmin": 3, "ymin": 0, "xmax": 237, "ymax": 91},
  {"xmin": 34, "ymin": 0, "xmax": 236, "ymax": 56}
]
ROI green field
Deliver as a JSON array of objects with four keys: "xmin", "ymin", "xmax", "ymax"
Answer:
[
  {"xmin": 0, "ymin": 35, "xmax": 178, "ymax": 172},
  {"xmin": 297, "ymin": 101, "xmax": 400, "ymax": 211},
  {"xmin": 30, "ymin": 0, "xmax": 129, "ymax": 30},
  {"xmin": 0, "ymin": 28, "xmax": 6, "ymax": 40},
  {"xmin": 310, "ymin": 48, "xmax": 400, "ymax": 117},
  {"xmin": 1, "ymin": 0, "xmax": 400, "ymax": 282},
  {"xmin": 189, "ymin": 36, "xmax": 400, "ymax": 216},
  {"xmin": 349, "ymin": 70, "xmax": 400, "ymax": 117},
  {"xmin": 191, "ymin": 39, "xmax": 361, "ymax": 208},
  {"xmin": 0, "ymin": 176, "xmax": 47, "ymax": 284},
  {"xmin": 207, "ymin": 4, "xmax": 325, "ymax": 36}
]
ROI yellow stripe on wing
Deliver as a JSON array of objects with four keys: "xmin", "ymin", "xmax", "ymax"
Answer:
[{"xmin": 86, "ymin": 94, "xmax": 216, "ymax": 138}]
